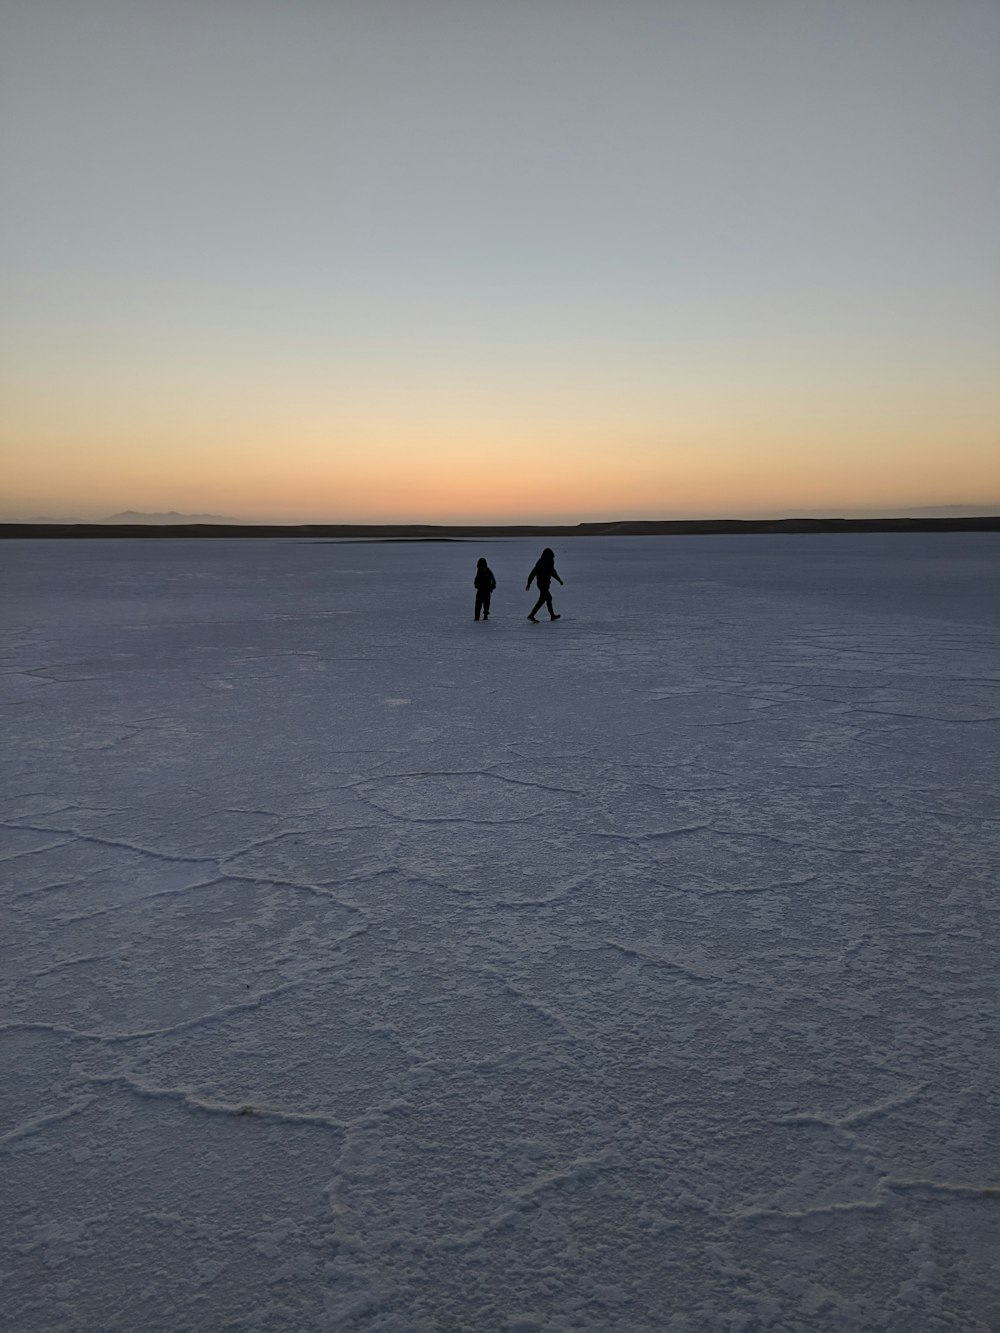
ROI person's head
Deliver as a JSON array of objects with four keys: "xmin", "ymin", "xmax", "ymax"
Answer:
[
  {"xmin": 477, "ymin": 557, "xmax": 488, "ymax": 568},
  {"xmin": 541, "ymin": 547, "xmax": 554, "ymax": 561}
]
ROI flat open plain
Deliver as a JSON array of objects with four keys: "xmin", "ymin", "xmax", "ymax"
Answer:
[{"xmin": 1, "ymin": 534, "xmax": 998, "ymax": 1330}]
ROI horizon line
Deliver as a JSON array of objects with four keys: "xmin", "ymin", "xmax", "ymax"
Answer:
[{"xmin": 4, "ymin": 514, "xmax": 999, "ymax": 539}]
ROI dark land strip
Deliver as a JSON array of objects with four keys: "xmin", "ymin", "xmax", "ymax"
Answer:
[{"xmin": 2, "ymin": 518, "xmax": 999, "ymax": 540}]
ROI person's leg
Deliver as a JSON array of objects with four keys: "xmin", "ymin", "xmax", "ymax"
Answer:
[
  {"xmin": 482, "ymin": 593, "xmax": 491, "ymax": 620},
  {"xmin": 529, "ymin": 592, "xmax": 546, "ymax": 620},
  {"xmin": 544, "ymin": 590, "xmax": 559, "ymax": 619},
  {"xmin": 475, "ymin": 591, "xmax": 484, "ymax": 620}
]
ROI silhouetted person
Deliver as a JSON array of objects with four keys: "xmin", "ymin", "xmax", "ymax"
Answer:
[
  {"xmin": 474, "ymin": 557, "xmax": 496, "ymax": 621},
  {"xmin": 526, "ymin": 547, "xmax": 563, "ymax": 621}
]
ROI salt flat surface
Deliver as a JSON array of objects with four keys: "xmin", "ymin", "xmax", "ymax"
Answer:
[{"xmin": 1, "ymin": 534, "xmax": 998, "ymax": 1331}]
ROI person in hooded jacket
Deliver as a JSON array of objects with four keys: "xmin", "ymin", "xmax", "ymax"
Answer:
[
  {"xmin": 525, "ymin": 548, "xmax": 563, "ymax": 622},
  {"xmin": 474, "ymin": 557, "xmax": 497, "ymax": 620}
]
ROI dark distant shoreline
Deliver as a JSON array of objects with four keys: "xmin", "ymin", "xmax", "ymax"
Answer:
[{"xmin": 1, "ymin": 517, "xmax": 998, "ymax": 540}]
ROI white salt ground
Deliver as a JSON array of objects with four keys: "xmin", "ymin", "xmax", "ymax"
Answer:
[{"xmin": 0, "ymin": 534, "xmax": 998, "ymax": 1331}]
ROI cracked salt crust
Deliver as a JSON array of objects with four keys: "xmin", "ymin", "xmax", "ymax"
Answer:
[{"xmin": 1, "ymin": 532, "xmax": 998, "ymax": 1329}]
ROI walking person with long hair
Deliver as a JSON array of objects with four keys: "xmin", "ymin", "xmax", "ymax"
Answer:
[{"xmin": 525, "ymin": 547, "xmax": 563, "ymax": 622}]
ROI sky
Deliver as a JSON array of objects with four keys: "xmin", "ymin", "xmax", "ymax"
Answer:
[{"xmin": 2, "ymin": 0, "xmax": 998, "ymax": 524}]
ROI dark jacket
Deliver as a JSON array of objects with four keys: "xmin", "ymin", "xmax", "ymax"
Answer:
[
  {"xmin": 474, "ymin": 565, "xmax": 497, "ymax": 592},
  {"xmin": 526, "ymin": 557, "xmax": 562, "ymax": 591}
]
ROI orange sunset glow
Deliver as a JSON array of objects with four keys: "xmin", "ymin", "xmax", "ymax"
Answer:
[{"xmin": 2, "ymin": 2, "xmax": 998, "ymax": 524}]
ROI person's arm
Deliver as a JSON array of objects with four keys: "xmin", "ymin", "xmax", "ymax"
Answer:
[
  {"xmin": 490, "ymin": 574, "xmax": 496, "ymax": 591},
  {"xmin": 525, "ymin": 565, "xmax": 537, "ymax": 590},
  {"xmin": 553, "ymin": 566, "xmax": 564, "ymax": 585}
]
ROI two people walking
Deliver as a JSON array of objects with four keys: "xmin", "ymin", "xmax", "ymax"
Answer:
[{"xmin": 473, "ymin": 548, "xmax": 564, "ymax": 622}]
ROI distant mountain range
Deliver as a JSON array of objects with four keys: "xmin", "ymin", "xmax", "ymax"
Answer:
[
  {"xmin": 15, "ymin": 504, "xmax": 999, "ymax": 526},
  {"xmin": 25, "ymin": 510, "xmax": 235, "ymax": 524},
  {"xmin": 100, "ymin": 510, "xmax": 234, "ymax": 524}
]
